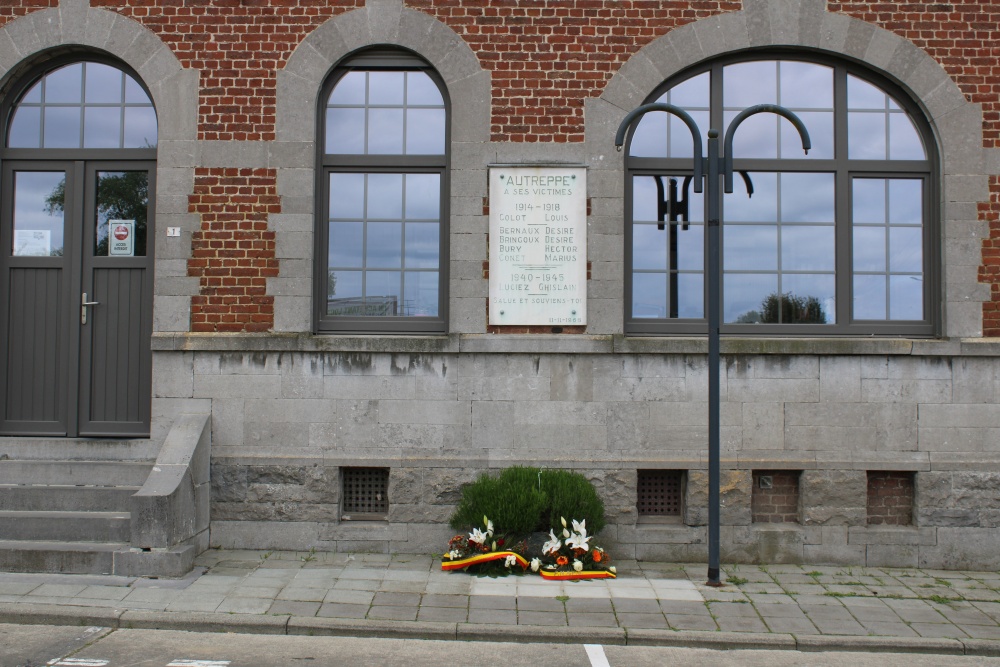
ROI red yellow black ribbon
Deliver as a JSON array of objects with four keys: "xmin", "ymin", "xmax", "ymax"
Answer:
[
  {"xmin": 441, "ymin": 550, "xmax": 529, "ymax": 571},
  {"xmin": 538, "ymin": 568, "xmax": 617, "ymax": 580}
]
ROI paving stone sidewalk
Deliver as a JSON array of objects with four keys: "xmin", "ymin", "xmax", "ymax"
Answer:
[{"xmin": 2, "ymin": 550, "xmax": 1000, "ymax": 649}]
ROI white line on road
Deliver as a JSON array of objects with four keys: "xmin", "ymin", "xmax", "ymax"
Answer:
[
  {"xmin": 167, "ymin": 661, "xmax": 231, "ymax": 667},
  {"xmin": 47, "ymin": 660, "xmax": 110, "ymax": 667},
  {"xmin": 585, "ymin": 644, "xmax": 611, "ymax": 667}
]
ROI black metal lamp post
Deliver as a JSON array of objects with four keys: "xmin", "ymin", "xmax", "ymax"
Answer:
[{"xmin": 615, "ymin": 103, "xmax": 810, "ymax": 586}]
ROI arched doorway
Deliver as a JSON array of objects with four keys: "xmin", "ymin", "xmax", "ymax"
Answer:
[{"xmin": 0, "ymin": 56, "xmax": 157, "ymax": 436}]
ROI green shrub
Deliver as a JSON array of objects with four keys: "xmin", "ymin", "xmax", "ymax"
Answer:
[
  {"xmin": 540, "ymin": 469, "xmax": 605, "ymax": 535},
  {"xmin": 449, "ymin": 466, "xmax": 605, "ymax": 536},
  {"xmin": 449, "ymin": 468, "xmax": 547, "ymax": 535}
]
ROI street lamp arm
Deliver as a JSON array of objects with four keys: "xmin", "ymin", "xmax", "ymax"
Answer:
[
  {"xmin": 722, "ymin": 104, "xmax": 812, "ymax": 193},
  {"xmin": 614, "ymin": 103, "xmax": 704, "ymax": 193}
]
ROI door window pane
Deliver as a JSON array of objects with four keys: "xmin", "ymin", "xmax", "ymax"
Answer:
[
  {"xmin": 12, "ymin": 171, "xmax": 66, "ymax": 257},
  {"xmin": 95, "ymin": 171, "xmax": 148, "ymax": 257}
]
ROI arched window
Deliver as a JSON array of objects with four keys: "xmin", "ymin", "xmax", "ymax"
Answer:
[
  {"xmin": 316, "ymin": 50, "xmax": 448, "ymax": 334},
  {"xmin": 624, "ymin": 55, "xmax": 935, "ymax": 336},
  {"xmin": 0, "ymin": 57, "xmax": 157, "ymax": 436}
]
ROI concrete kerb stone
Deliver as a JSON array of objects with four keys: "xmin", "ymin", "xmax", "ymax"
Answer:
[
  {"xmin": 963, "ymin": 639, "xmax": 1000, "ymax": 657},
  {"xmin": 457, "ymin": 623, "xmax": 626, "ymax": 646},
  {"xmin": 0, "ymin": 603, "xmax": 124, "ymax": 628},
  {"xmin": 794, "ymin": 634, "xmax": 965, "ymax": 654},
  {"xmin": 626, "ymin": 629, "xmax": 795, "ymax": 649},
  {"xmin": 119, "ymin": 609, "xmax": 289, "ymax": 635},
  {"xmin": 288, "ymin": 616, "xmax": 457, "ymax": 640}
]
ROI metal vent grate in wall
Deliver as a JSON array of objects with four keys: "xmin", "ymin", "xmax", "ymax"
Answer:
[
  {"xmin": 342, "ymin": 467, "xmax": 389, "ymax": 519},
  {"xmin": 637, "ymin": 470, "xmax": 682, "ymax": 516}
]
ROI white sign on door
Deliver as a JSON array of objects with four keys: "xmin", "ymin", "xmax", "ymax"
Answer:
[
  {"xmin": 489, "ymin": 166, "xmax": 587, "ymax": 326},
  {"xmin": 108, "ymin": 220, "xmax": 134, "ymax": 256}
]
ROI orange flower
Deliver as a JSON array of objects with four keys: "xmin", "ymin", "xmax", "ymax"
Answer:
[
  {"xmin": 556, "ymin": 555, "xmax": 569, "ymax": 566},
  {"xmin": 593, "ymin": 550, "xmax": 603, "ymax": 563}
]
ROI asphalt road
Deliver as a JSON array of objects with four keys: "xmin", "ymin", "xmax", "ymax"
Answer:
[{"xmin": 3, "ymin": 624, "xmax": 1000, "ymax": 667}]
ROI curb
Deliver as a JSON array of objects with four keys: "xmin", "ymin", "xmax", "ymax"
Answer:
[{"xmin": 0, "ymin": 604, "xmax": 997, "ymax": 656}]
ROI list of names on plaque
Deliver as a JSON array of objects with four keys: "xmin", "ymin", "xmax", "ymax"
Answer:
[{"xmin": 489, "ymin": 166, "xmax": 587, "ymax": 326}]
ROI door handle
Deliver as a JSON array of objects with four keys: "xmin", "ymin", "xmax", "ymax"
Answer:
[{"xmin": 81, "ymin": 292, "xmax": 99, "ymax": 325}]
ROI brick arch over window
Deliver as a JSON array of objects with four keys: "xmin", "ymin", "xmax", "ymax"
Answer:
[
  {"xmin": 277, "ymin": 0, "xmax": 489, "ymax": 146},
  {"xmin": 599, "ymin": 0, "xmax": 989, "ymax": 338}
]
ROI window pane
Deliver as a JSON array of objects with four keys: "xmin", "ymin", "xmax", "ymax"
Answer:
[
  {"xmin": 854, "ymin": 274, "xmax": 887, "ymax": 320},
  {"xmin": 403, "ymin": 271, "xmax": 438, "ymax": 316},
  {"xmin": 329, "ymin": 221, "xmax": 364, "ymax": 268},
  {"xmin": 781, "ymin": 226, "xmax": 835, "ymax": 272},
  {"xmin": 725, "ymin": 172, "xmax": 777, "ymax": 222},
  {"xmin": 669, "ymin": 71, "xmax": 710, "ymax": 108},
  {"xmin": 44, "ymin": 63, "xmax": 83, "ymax": 104},
  {"xmin": 889, "ymin": 275, "xmax": 922, "ymax": 320},
  {"xmin": 779, "ymin": 61, "xmax": 833, "ymax": 109},
  {"xmin": 84, "ymin": 63, "xmax": 123, "ymax": 104},
  {"xmin": 725, "ymin": 61, "xmax": 777, "ymax": 107},
  {"xmin": 95, "ymin": 171, "xmax": 148, "ymax": 257},
  {"xmin": 852, "ymin": 226, "xmax": 886, "ymax": 272},
  {"xmin": 633, "ymin": 224, "xmax": 668, "ymax": 270},
  {"xmin": 669, "ymin": 110, "xmax": 709, "ymax": 159},
  {"xmin": 781, "ymin": 173, "xmax": 834, "ymax": 222},
  {"xmin": 726, "ymin": 110, "xmax": 777, "ymax": 159},
  {"xmin": 889, "ymin": 112, "xmax": 925, "ymax": 160},
  {"xmin": 43, "ymin": 106, "xmax": 81, "ymax": 148},
  {"xmin": 404, "ymin": 222, "xmax": 439, "ymax": 268},
  {"xmin": 848, "ymin": 75, "xmax": 885, "ymax": 110},
  {"xmin": 367, "ymin": 174, "xmax": 403, "ymax": 219},
  {"xmin": 405, "ymin": 174, "xmax": 440, "ymax": 219},
  {"xmin": 368, "ymin": 108, "xmax": 404, "ymax": 154},
  {"xmin": 123, "ymin": 106, "xmax": 157, "ymax": 148},
  {"xmin": 725, "ymin": 273, "xmax": 777, "ymax": 323},
  {"xmin": 84, "ymin": 107, "xmax": 121, "ymax": 148},
  {"xmin": 330, "ymin": 173, "xmax": 366, "ymax": 219},
  {"xmin": 366, "ymin": 222, "xmax": 402, "ymax": 268},
  {"xmin": 326, "ymin": 107, "xmax": 365, "ymax": 154},
  {"xmin": 888, "ymin": 180, "xmax": 922, "ymax": 225},
  {"xmin": 632, "ymin": 273, "xmax": 667, "ymax": 318},
  {"xmin": 124, "ymin": 75, "xmax": 148, "ymax": 104},
  {"xmin": 406, "ymin": 72, "xmax": 443, "ymax": 105},
  {"xmin": 677, "ymin": 273, "xmax": 704, "ymax": 318},
  {"xmin": 329, "ymin": 71, "xmax": 366, "ymax": 105},
  {"xmin": 889, "ymin": 226, "xmax": 922, "ymax": 273},
  {"xmin": 677, "ymin": 224, "xmax": 704, "ymax": 271},
  {"xmin": 852, "ymin": 179, "xmax": 886, "ymax": 224},
  {"xmin": 405, "ymin": 108, "xmax": 445, "ymax": 154},
  {"xmin": 368, "ymin": 71, "xmax": 405, "ymax": 105},
  {"xmin": 848, "ymin": 112, "xmax": 886, "ymax": 159},
  {"xmin": 8, "ymin": 106, "xmax": 40, "ymax": 148},
  {"xmin": 365, "ymin": 271, "xmax": 403, "ymax": 314},
  {"xmin": 327, "ymin": 271, "xmax": 363, "ymax": 314},
  {"xmin": 12, "ymin": 171, "xmax": 65, "ymax": 257},
  {"xmin": 724, "ymin": 225, "xmax": 777, "ymax": 271},
  {"xmin": 781, "ymin": 274, "xmax": 835, "ymax": 324},
  {"xmin": 629, "ymin": 112, "xmax": 667, "ymax": 158},
  {"xmin": 21, "ymin": 81, "xmax": 41, "ymax": 104},
  {"xmin": 781, "ymin": 111, "xmax": 832, "ymax": 159}
]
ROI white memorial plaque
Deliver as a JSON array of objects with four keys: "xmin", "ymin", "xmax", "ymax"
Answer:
[
  {"xmin": 108, "ymin": 220, "xmax": 135, "ymax": 256},
  {"xmin": 489, "ymin": 166, "xmax": 587, "ymax": 326}
]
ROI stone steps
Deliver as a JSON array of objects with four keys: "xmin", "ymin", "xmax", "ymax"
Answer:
[
  {"xmin": 0, "ymin": 539, "xmax": 126, "ymax": 575},
  {"xmin": 0, "ymin": 460, "xmax": 152, "ymax": 486},
  {"xmin": 0, "ymin": 510, "xmax": 131, "ymax": 542},
  {"xmin": 0, "ymin": 484, "xmax": 141, "ymax": 512}
]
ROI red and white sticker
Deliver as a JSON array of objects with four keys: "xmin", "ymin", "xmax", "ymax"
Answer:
[{"xmin": 108, "ymin": 220, "xmax": 134, "ymax": 256}]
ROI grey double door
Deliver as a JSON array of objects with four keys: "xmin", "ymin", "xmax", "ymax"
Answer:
[{"xmin": 0, "ymin": 161, "xmax": 154, "ymax": 437}]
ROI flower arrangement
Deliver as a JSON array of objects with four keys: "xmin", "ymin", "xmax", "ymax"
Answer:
[
  {"xmin": 441, "ymin": 516, "xmax": 529, "ymax": 577},
  {"xmin": 531, "ymin": 517, "xmax": 616, "ymax": 581}
]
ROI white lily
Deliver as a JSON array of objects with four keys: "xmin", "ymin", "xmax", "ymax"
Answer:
[
  {"xmin": 565, "ymin": 530, "xmax": 592, "ymax": 551},
  {"xmin": 485, "ymin": 518, "xmax": 495, "ymax": 536},
  {"xmin": 542, "ymin": 529, "xmax": 562, "ymax": 555},
  {"xmin": 530, "ymin": 558, "xmax": 541, "ymax": 572},
  {"xmin": 469, "ymin": 527, "xmax": 488, "ymax": 544},
  {"xmin": 573, "ymin": 559, "xmax": 583, "ymax": 572},
  {"xmin": 572, "ymin": 519, "xmax": 586, "ymax": 534},
  {"xmin": 562, "ymin": 528, "xmax": 570, "ymax": 538},
  {"xmin": 609, "ymin": 566, "xmax": 617, "ymax": 574}
]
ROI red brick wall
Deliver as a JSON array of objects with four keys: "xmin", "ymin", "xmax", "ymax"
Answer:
[
  {"xmin": 867, "ymin": 472, "xmax": 914, "ymax": 526},
  {"xmin": 981, "ymin": 176, "xmax": 1000, "ymax": 336},
  {"xmin": 91, "ymin": 0, "xmax": 362, "ymax": 141},
  {"xmin": 188, "ymin": 168, "xmax": 278, "ymax": 332},
  {"xmin": 0, "ymin": 0, "xmax": 56, "ymax": 28},
  {"xmin": 409, "ymin": 0, "xmax": 740, "ymax": 142},
  {"xmin": 752, "ymin": 471, "xmax": 800, "ymax": 523}
]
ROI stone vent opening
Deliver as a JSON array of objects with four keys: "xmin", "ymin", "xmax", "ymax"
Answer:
[
  {"xmin": 867, "ymin": 471, "xmax": 914, "ymax": 526},
  {"xmin": 637, "ymin": 469, "xmax": 683, "ymax": 521},
  {"xmin": 342, "ymin": 467, "xmax": 389, "ymax": 520},
  {"xmin": 752, "ymin": 470, "xmax": 801, "ymax": 523}
]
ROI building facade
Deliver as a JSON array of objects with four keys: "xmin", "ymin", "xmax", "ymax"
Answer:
[{"xmin": 1, "ymin": 0, "xmax": 999, "ymax": 569}]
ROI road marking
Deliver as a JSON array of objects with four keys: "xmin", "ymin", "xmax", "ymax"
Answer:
[
  {"xmin": 584, "ymin": 644, "xmax": 611, "ymax": 667},
  {"xmin": 167, "ymin": 661, "xmax": 231, "ymax": 667},
  {"xmin": 47, "ymin": 660, "xmax": 110, "ymax": 667}
]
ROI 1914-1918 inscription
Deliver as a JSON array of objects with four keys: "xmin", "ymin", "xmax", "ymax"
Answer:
[{"xmin": 489, "ymin": 166, "xmax": 587, "ymax": 326}]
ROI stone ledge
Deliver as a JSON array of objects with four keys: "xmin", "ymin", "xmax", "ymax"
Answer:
[{"xmin": 152, "ymin": 332, "xmax": 1000, "ymax": 356}]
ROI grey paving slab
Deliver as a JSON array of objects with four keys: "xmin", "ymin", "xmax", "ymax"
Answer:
[
  {"xmin": 75, "ymin": 586, "xmax": 130, "ymax": 601},
  {"xmin": 275, "ymin": 587, "xmax": 326, "ymax": 602},
  {"xmin": 716, "ymin": 615, "xmax": 770, "ymax": 633},
  {"xmin": 961, "ymin": 624, "xmax": 1000, "ymax": 640},
  {"xmin": 763, "ymin": 616, "xmax": 819, "ymax": 634},
  {"xmin": 709, "ymin": 601, "xmax": 760, "ymax": 617},
  {"xmin": 29, "ymin": 584, "xmax": 88, "ymax": 597},
  {"xmin": 658, "ymin": 600, "xmax": 710, "ymax": 615},
  {"xmin": 567, "ymin": 612, "xmax": 619, "ymax": 627},
  {"xmin": 470, "ymin": 594, "xmax": 515, "ymax": 610},
  {"xmin": 517, "ymin": 597, "xmax": 565, "ymax": 612},
  {"xmin": 268, "ymin": 600, "xmax": 322, "ymax": 616},
  {"xmin": 367, "ymin": 605, "xmax": 418, "ymax": 621},
  {"xmin": 862, "ymin": 621, "xmax": 919, "ymax": 637},
  {"xmin": 467, "ymin": 608, "xmax": 517, "ymax": 624},
  {"xmin": 322, "ymin": 589, "xmax": 375, "ymax": 605},
  {"xmin": 616, "ymin": 612, "xmax": 669, "ymax": 629},
  {"xmin": 417, "ymin": 605, "xmax": 468, "ymax": 622},
  {"xmin": 611, "ymin": 598, "xmax": 661, "ymax": 613},
  {"xmin": 372, "ymin": 591, "xmax": 421, "ymax": 606},
  {"xmin": 0, "ymin": 583, "xmax": 40, "ymax": 595},
  {"xmin": 164, "ymin": 597, "xmax": 224, "ymax": 613},
  {"xmin": 316, "ymin": 602, "xmax": 369, "ymax": 619},
  {"xmin": 215, "ymin": 596, "xmax": 273, "ymax": 614},
  {"xmin": 909, "ymin": 622, "xmax": 971, "ymax": 638},
  {"xmin": 565, "ymin": 597, "xmax": 613, "ymax": 613},
  {"xmin": 516, "ymin": 610, "xmax": 566, "ymax": 626},
  {"xmin": 420, "ymin": 593, "xmax": 468, "ymax": 608},
  {"xmin": 667, "ymin": 613, "xmax": 719, "ymax": 631}
]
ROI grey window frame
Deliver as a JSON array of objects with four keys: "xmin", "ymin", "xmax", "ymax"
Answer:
[
  {"xmin": 624, "ymin": 53, "xmax": 938, "ymax": 337},
  {"xmin": 315, "ymin": 50, "xmax": 450, "ymax": 335}
]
